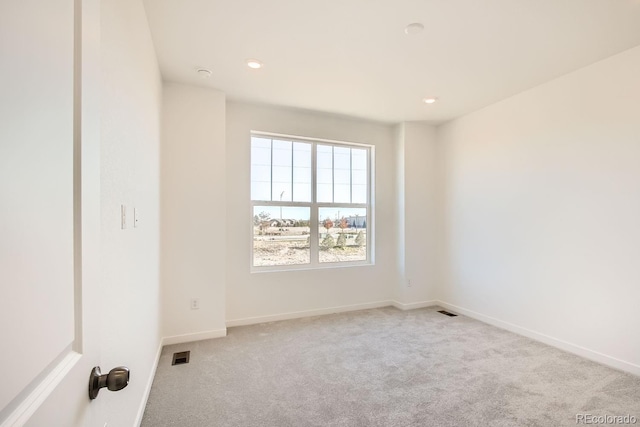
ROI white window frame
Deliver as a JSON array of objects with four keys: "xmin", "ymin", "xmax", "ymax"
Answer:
[{"xmin": 250, "ymin": 131, "xmax": 375, "ymax": 272}]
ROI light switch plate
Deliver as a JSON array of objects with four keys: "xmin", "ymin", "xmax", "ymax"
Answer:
[{"xmin": 134, "ymin": 208, "xmax": 139, "ymax": 228}]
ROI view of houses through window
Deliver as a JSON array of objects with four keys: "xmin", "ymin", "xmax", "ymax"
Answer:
[{"xmin": 251, "ymin": 134, "xmax": 371, "ymax": 268}]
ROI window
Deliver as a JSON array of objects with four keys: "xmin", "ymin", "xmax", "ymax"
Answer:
[{"xmin": 251, "ymin": 133, "xmax": 372, "ymax": 269}]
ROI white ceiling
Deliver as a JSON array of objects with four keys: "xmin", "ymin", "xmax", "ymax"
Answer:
[{"xmin": 143, "ymin": 0, "xmax": 640, "ymax": 124}]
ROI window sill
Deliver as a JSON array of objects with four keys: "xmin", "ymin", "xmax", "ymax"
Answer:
[{"xmin": 250, "ymin": 261, "xmax": 375, "ymax": 274}]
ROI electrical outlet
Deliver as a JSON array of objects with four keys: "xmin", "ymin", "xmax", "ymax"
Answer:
[
  {"xmin": 190, "ymin": 298, "xmax": 200, "ymax": 310},
  {"xmin": 407, "ymin": 279, "xmax": 412, "ymax": 287}
]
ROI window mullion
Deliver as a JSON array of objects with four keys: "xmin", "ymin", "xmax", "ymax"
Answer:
[
  {"xmin": 310, "ymin": 142, "xmax": 318, "ymax": 266},
  {"xmin": 349, "ymin": 148, "xmax": 353, "ymax": 203},
  {"xmin": 270, "ymin": 138, "xmax": 274, "ymax": 201},
  {"xmin": 331, "ymin": 145, "xmax": 334, "ymax": 204}
]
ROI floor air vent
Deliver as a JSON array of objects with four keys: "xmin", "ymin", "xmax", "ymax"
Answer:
[
  {"xmin": 438, "ymin": 310, "xmax": 458, "ymax": 317},
  {"xmin": 172, "ymin": 351, "xmax": 190, "ymax": 365}
]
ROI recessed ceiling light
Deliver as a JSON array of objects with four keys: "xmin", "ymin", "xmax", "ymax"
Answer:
[
  {"xmin": 196, "ymin": 68, "xmax": 212, "ymax": 78},
  {"xmin": 246, "ymin": 59, "xmax": 263, "ymax": 69},
  {"xmin": 423, "ymin": 97, "xmax": 438, "ymax": 104},
  {"xmin": 404, "ymin": 23, "xmax": 424, "ymax": 35}
]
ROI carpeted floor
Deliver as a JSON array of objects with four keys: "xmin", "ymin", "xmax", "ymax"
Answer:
[{"xmin": 141, "ymin": 306, "xmax": 640, "ymax": 426}]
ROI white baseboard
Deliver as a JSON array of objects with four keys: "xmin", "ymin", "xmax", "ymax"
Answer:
[
  {"xmin": 391, "ymin": 300, "xmax": 438, "ymax": 311},
  {"xmin": 437, "ymin": 300, "xmax": 640, "ymax": 377},
  {"xmin": 162, "ymin": 328, "xmax": 227, "ymax": 346},
  {"xmin": 226, "ymin": 300, "xmax": 394, "ymax": 327},
  {"xmin": 135, "ymin": 340, "xmax": 163, "ymax": 427}
]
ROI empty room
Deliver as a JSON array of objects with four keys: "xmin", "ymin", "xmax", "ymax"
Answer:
[{"xmin": 1, "ymin": 0, "xmax": 639, "ymax": 426}]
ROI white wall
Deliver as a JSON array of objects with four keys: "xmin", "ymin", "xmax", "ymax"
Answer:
[
  {"xmin": 161, "ymin": 83, "xmax": 227, "ymax": 342},
  {"xmin": 225, "ymin": 102, "xmax": 397, "ymax": 324},
  {"xmin": 437, "ymin": 45, "xmax": 640, "ymax": 374},
  {"xmin": 394, "ymin": 122, "xmax": 439, "ymax": 306},
  {"xmin": 100, "ymin": 0, "xmax": 163, "ymax": 424}
]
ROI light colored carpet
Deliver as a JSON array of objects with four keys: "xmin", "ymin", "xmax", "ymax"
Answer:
[{"xmin": 141, "ymin": 307, "xmax": 640, "ymax": 426}]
